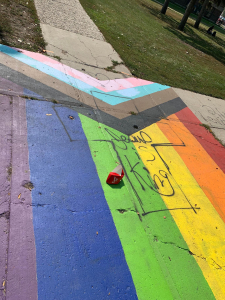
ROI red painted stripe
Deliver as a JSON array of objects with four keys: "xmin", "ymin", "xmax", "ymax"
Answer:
[{"xmin": 176, "ymin": 107, "xmax": 225, "ymax": 173}]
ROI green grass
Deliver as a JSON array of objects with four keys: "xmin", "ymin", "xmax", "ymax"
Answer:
[
  {"xmin": 52, "ymin": 55, "xmax": 62, "ymax": 62},
  {"xmin": 79, "ymin": 0, "xmax": 225, "ymax": 99},
  {"xmin": 104, "ymin": 59, "xmax": 124, "ymax": 72}
]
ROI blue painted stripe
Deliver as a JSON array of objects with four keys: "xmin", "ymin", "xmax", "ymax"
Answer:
[
  {"xmin": 26, "ymin": 100, "xmax": 138, "ymax": 300},
  {"xmin": 0, "ymin": 44, "xmax": 169, "ymax": 104}
]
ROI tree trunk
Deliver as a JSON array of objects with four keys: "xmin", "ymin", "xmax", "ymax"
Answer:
[
  {"xmin": 161, "ymin": 0, "xmax": 170, "ymax": 14},
  {"xmin": 178, "ymin": 0, "xmax": 198, "ymax": 31},
  {"xmin": 194, "ymin": 0, "xmax": 210, "ymax": 28}
]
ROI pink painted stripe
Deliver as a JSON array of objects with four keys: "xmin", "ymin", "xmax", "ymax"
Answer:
[{"xmin": 16, "ymin": 48, "xmax": 153, "ymax": 92}]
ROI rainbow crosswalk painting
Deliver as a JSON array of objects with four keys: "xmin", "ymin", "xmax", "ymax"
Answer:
[{"xmin": 0, "ymin": 44, "xmax": 224, "ymax": 300}]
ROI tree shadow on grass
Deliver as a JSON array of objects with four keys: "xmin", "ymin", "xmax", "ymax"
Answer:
[
  {"xmin": 138, "ymin": 0, "xmax": 225, "ymax": 65},
  {"xmin": 165, "ymin": 25, "xmax": 225, "ymax": 65},
  {"xmin": 198, "ymin": 26, "xmax": 225, "ymax": 49}
]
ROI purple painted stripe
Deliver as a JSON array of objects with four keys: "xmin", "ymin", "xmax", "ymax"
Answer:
[
  {"xmin": 0, "ymin": 76, "xmax": 44, "ymax": 100},
  {"xmin": 6, "ymin": 96, "xmax": 37, "ymax": 300},
  {"xmin": 0, "ymin": 95, "xmax": 12, "ymax": 299},
  {"xmin": 0, "ymin": 76, "xmax": 23, "ymax": 95}
]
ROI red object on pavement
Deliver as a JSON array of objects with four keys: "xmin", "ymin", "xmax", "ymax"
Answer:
[{"xmin": 106, "ymin": 165, "xmax": 124, "ymax": 185}]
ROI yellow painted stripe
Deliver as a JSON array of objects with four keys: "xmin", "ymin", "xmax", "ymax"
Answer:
[{"xmin": 132, "ymin": 123, "xmax": 225, "ymax": 300}]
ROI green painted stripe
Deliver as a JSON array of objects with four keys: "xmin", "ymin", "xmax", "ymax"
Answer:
[{"xmin": 79, "ymin": 114, "xmax": 215, "ymax": 300}]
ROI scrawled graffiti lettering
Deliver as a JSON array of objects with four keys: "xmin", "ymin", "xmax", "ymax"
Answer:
[
  {"xmin": 124, "ymin": 155, "xmax": 174, "ymax": 197},
  {"xmin": 200, "ymin": 105, "xmax": 225, "ymax": 127},
  {"xmin": 94, "ymin": 128, "xmax": 197, "ymax": 218}
]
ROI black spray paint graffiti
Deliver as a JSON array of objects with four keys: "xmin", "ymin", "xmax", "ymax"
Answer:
[
  {"xmin": 95, "ymin": 128, "xmax": 199, "ymax": 220},
  {"xmin": 200, "ymin": 105, "xmax": 225, "ymax": 127}
]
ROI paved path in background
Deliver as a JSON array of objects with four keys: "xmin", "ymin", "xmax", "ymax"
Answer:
[
  {"xmin": 34, "ymin": 0, "xmax": 131, "ymax": 80},
  {"xmin": 34, "ymin": 0, "xmax": 105, "ymax": 41}
]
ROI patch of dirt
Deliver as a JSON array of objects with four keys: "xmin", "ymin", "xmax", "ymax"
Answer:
[
  {"xmin": 0, "ymin": 0, "xmax": 46, "ymax": 52},
  {"xmin": 22, "ymin": 180, "xmax": 34, "ymax": 190},
  {"xmin": 0, "ymin": 211, "xmax": 10, "ymax": 219},
  {"xmin": 7, "ymin": 164, "xmax": 12, "ymax": 181}
]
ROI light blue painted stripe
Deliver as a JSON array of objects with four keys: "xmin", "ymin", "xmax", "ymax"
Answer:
[
  {"xmin": 92, "ymin": 83, "xmax": 168, "ymax": 105},
  {"xmin": 0, "ymin": 44, "xmax": 169, "ymax": 104},
  {"xmin": 26, "ymin": 100, "xmax": 138, "ymax": 300}
]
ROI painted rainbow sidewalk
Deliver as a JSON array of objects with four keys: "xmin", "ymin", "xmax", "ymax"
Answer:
[{"xmin": 0, "ymin": 44, "xmax": 224, "ymax": 300}]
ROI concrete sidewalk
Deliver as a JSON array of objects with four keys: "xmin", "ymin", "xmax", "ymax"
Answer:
[{"xmin": 0, "ymin": 0, "xmax": 224, "ymax": 299}]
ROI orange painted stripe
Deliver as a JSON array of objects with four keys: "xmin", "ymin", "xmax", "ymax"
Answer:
[{"xmin": 157, "ymin": 114, "xmax": 225, "ymax": 223}]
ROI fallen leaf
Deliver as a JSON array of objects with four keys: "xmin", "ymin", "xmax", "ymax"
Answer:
[
  {"xmin": 46, "ymin": 114, "xmax": 52, "ymax": 116},
  {"xmin": 96, "ymin": 231, "xmax": 98, "ymax": 235},
  {"xmin": 3, "ymin": 280, "xmax": 5, "ymax": 287},
  {"xmin": 18, "ymin": 193, "xmax": 21, "ymax": 199}
]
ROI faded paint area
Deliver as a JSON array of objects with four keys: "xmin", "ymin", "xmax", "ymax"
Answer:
[
  {"xmin": 0, "ymin": 95, "xmax": 37, "ymax": 300},
  {"xmin": 0, "ymin": 45, "xmax": 224, "ymax": 300},
  {"xmin": 0, "ymin": 45, "xmax": 169, "ymax": 104},
  {"xmin": 0, "ymin": 96, "xmax": 12, "ymax": 299},
  {"xmin": 15, "ymin": 48, "xmax": 153, "ymax": 92}
]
